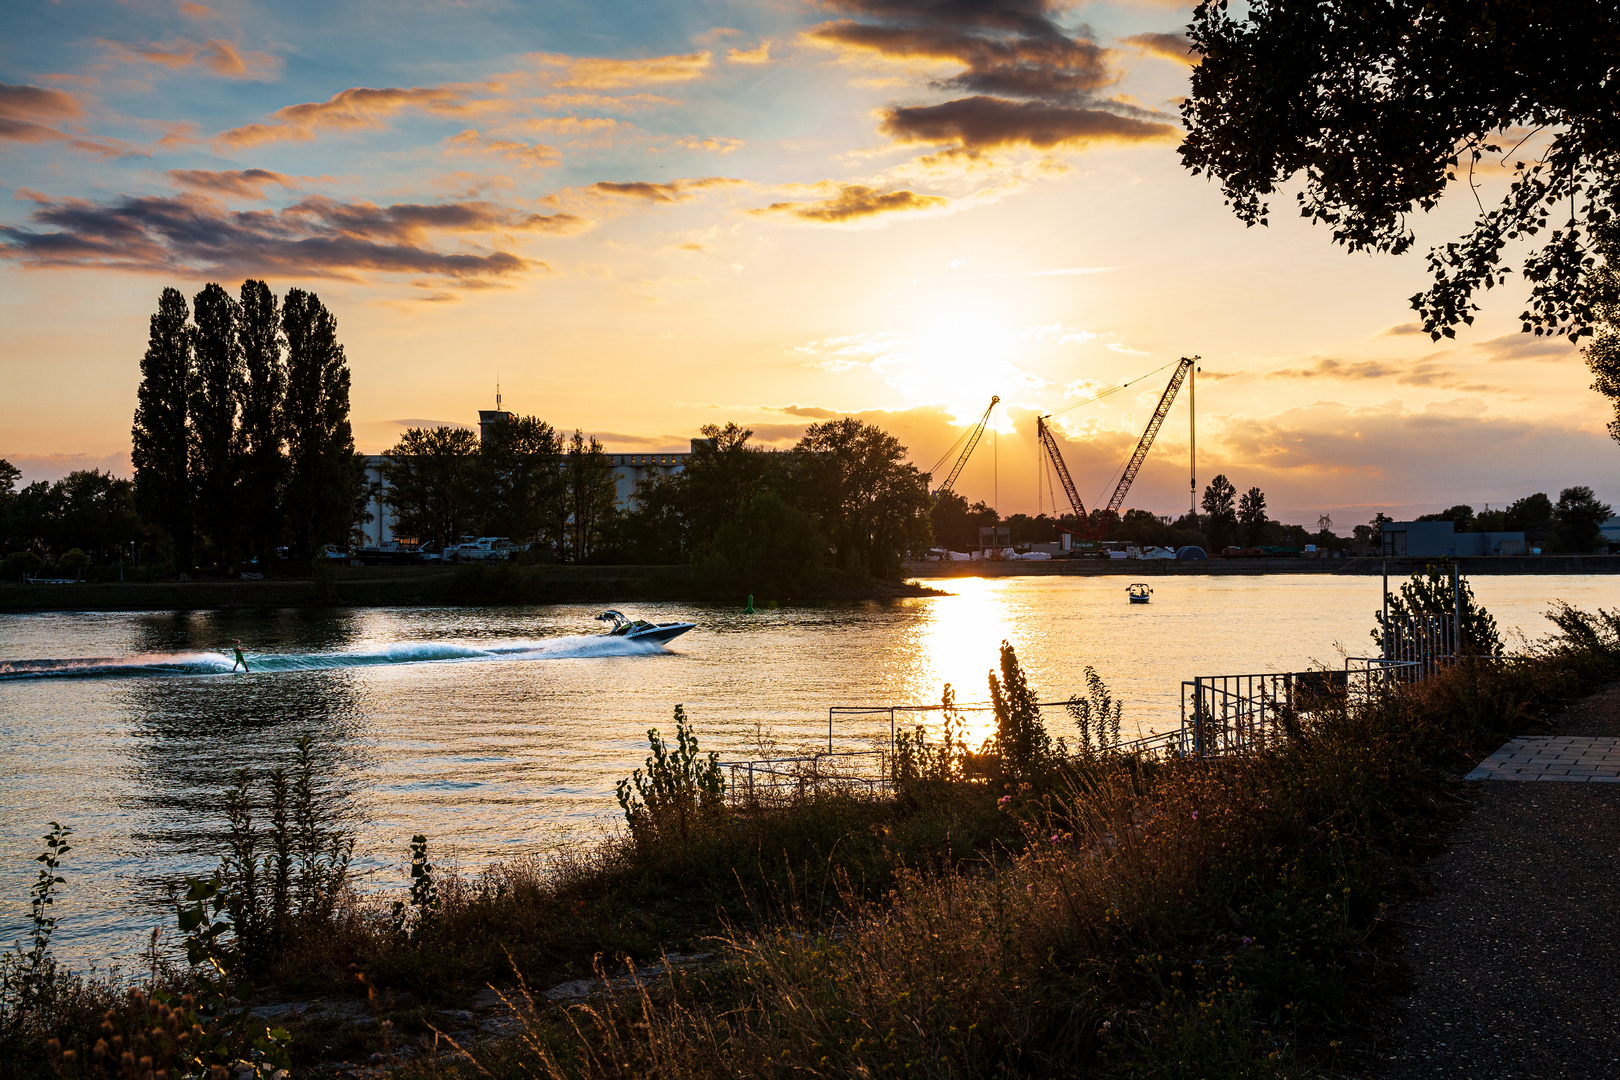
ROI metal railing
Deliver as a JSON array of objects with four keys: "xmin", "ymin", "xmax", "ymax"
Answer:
[
  {"xmin": 718, "ymin": 749, "xmax": 893, "ymax": 805},
  {"xmin": 1179, "ymin": 670, "xmax": 1348, "ymax": 757}
]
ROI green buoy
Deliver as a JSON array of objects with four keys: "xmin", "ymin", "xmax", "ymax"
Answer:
[{"xmin": 745, "ymin": 593, "xmax": 755, "ymax": 614}]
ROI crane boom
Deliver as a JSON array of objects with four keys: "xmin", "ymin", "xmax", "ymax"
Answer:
[
  {"xmin": 934, "ymin": 395, "xmax": 998, "ymax": 496},
  {"xmin": 1104, "ymin": 356, "xmax": 1195, "ymax": 513},
  {"xmin": 1036, "ymin": 415, "xmax": 1086, "ymax": 519}
]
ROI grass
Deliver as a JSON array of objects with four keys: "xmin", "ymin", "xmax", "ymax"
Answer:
[{"xmin": 10, "ymin": 605, "xmax": 1620, "ymax": 1079}]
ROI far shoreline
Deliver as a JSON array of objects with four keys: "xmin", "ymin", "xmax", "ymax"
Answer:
[{"xmin": 1, "ymin": 554, "xmax": 1615, "ymax": 614}]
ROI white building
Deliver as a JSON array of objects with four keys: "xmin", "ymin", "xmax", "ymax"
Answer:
[{"xmin": 358, "ymin": 410, "xmax": 693, "ymax": 546}]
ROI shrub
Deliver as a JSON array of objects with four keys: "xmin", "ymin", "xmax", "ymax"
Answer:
[
  {"xmin": 1373, "ymin": 561, "xmax": 1501, "ymax": 654},
  {"xmin": 1, "ymin": 551, "xmax": 44, "ymax": 581},
  {"xmin": 615, "ymin": 705, "xmax": 726, "ymax": 846},
  {"xmin": 54, "ymin": 550, "xmax": 90, "ymax": 580}
]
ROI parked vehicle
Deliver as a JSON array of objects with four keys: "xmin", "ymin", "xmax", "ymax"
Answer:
[{"xmin": 442, "ymin": 536, "xmax": 519, "ymax": 562}]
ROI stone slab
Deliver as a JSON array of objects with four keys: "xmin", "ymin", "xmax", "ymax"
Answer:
[{"xmin": 1465, "ymin": 737, "xmax": 1620, "ymax": 782}]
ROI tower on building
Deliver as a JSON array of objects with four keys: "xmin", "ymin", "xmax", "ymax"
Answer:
[{"xmin": 479, "ymin": 380, "xmax": 513, "ymax": 444}]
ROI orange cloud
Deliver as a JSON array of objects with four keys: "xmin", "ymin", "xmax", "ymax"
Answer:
[
  {"xmin": 753, "ymin": 184, "xmax": 948, "ymax": 223},
  {"xmin": 0, "ymin": 190, "xmax": 580, "ymax": 283},
  {"xmin": 217, "ymin": 85, "xmax": 475, "ymax": 147},
  {"xmin": 534, "ymin": 51, "xmax": 713, "ymax": 89},
  {"xmin": 589, "ymin": 177, "xmax": 742, "ymax": 202},
  {"xmin": 881, "ymin": 96, "xmax": 1178, "ymax": 150},
  {"xmin": 445, "ymin": 129, "xmax": 560, "ymax": 168},
  {"xmin": 102, "ymin": 38, "xmax": 280, "ymax": 79},
  {"xmin": 167, "ymin": 168, "xmax": 299, "ymax": 198},
  {"xmin": 1121, "ymin": 32, "xmax": 1197, "ymax": 66},
  {"xmin": 676, "ymin": 135, "xmax": 744, "ymax": 155},
  {"xmin": 0, "ymin": 81, "xmax": 139, "ymax": 157},
  {"xmin": 726, "ymin": 42, "xmax": 773, "ymax": 65}
]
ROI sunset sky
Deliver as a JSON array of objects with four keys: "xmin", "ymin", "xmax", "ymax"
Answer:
[{"xmin": 2, "ymin": 0, "xmax": 1612, "ymax": 529}]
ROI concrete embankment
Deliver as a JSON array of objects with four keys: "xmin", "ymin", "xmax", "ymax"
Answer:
[{"xmin": 905, "ymin": 554, "xmax": 1620, "ymax": 578}]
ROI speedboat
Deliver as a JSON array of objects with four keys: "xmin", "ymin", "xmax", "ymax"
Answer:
[
  {"xmin": 595, "ymin": 610, "xmax": 695, "ymax": 645},
  {"xmin": 1127, "ymin": 583, "xmax": 1153, "ymax": 604}
]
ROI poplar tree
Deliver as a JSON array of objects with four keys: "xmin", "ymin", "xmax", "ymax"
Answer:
[
  {"xmin": 281, "ymin": 289, "xmax": 365, "ymax": 559},
  {"xmin": 190, "ymin": 282, "xmax": 243, "ymax": 563},
  {"xmin": 238, "ymin": 279, "xmax": 286, "ymax": 563},
  {"xmin": 560, "ymin": 431, "xmax": 619, "ymax": 562},
  {"xmin": 131, "ymin": 287, "xmax": 195, "ymax": 572}
]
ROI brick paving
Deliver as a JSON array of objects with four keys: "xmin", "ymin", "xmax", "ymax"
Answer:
[{"xmin": 1464, "ymin": 736, "xmax": 1620, "ymax": 782}]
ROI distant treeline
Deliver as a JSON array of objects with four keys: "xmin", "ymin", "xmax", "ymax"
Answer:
[
  {"xmin": 390, "ymin": 418, "xmax": 933, "ymax": 598},
  {"xmin": 1411, "ymin": 489, "xmax": 1612, "ymax": 551}
]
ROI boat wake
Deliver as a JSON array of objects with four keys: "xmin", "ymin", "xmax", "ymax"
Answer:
[{"xmin": 0, "ymin": 635, "xmax": 669, "ymax": 682}]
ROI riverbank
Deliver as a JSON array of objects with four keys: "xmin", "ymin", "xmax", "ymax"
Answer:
[
  {"xmin": 0, "ymin": 563, "xmax": 941, "ymax": 612},
  {"xmin": 906, "ymin": 553, "xmax": 1620, "ymax": 577},
  {"xmin": 12, "ymin": 609, "xmax": 1620, "ymax": 1080}
]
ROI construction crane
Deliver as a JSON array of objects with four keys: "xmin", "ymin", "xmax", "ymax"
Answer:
[
  {"xmin": 931, "ymin": 395, "xmax": 998, "ymax": 498},
  {"xmin": 1103, "ymin": 356, "xmax": 1196, "ymax": 514},
  {"xmin": 1037, "ymin": 356, "xmax": 1197, "ymax": 537},
  {"xmin": 1036, "ymin": 414, "xmax": 1086, "ymax": 519}
]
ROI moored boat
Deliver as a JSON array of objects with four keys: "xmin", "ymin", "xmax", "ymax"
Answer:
[{"xmin": 1128, "ymin": 583, "xmax": 1153, "ymax": 604}]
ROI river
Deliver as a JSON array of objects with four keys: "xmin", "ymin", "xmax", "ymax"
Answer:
[{"xmin": 1, "ymin": 573, "xmax": 1612, "ymax": 967}]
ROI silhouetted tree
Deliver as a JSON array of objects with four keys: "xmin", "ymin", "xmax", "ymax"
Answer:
[
  {"xmin": 1553, "ymin": 486, "xmax": 1613, "ymax": 552},
  {"xmin": 237, "ymin": 280, "xmax": 285, "ymax": 563},
  {"xmin": 1417, "ymin": 504, "xmax": 1476, "ymax": 531},
  {"xmin": 1504, "ymin": 493, "xmax": 1554, "ymax": 536},
  {"xmin": 281, "ymin": 289, "xmax": 366, "ymax": 558},
  {"xmin": 190, "ymin": 283, "xmax": 243, "ymax": 564},
  {"xmin": 1182, "ymin": 0, "xmax": 1619, "ymax": 342},
  {"xmin": 560, "ymin": 431, "xmax": 619, "ymax": 562},
  {"xmin": 1200, "ymin": 474, "xmax": 1238, "ymax": 551},
  {"xmin": 793, "ymin": 417, "xmax": 933, "ymax": 578},
  {"xmin": 480, "ymin": 414, "xmax": 564, "ymax": 545},
  {"xmin": 680, "ymin": 423, "xmax": 779, "ymax": 555},
  {"xmin": 694, "ymin": 489, "xmax": 826, "ymax": 602},
  {"xmin": 1586, "ymin": 221, "xmax": 1620, "ymax": 440},
  {"xmin": 382, "ymin": 426, "xmax": 482, "ymax": 548},
  {"xmin": 0, "ymin": 459, "xmax": 20, "ymax": 552},
  {"xmin": 132, "ymin": 287, "xmax": 195, "ymax": 571},
  {"xmin": 1237, "ymin": 486, "xmax": 1267, "ymax": 547}
]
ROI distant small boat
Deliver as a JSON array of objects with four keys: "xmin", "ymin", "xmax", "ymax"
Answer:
[
  {"xmin": 595, "ymin": 610, "xmax": 695, "ymax": 645},
  {"xmin": 1127, "ymin": 583, "xmax": 1153, "ymax": 604}
]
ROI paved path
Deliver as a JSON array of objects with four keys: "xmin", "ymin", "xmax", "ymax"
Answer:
[
  {"xmin": 1464, "ymin": 736, "xmax": 1620, "ymax": 782},
  {"xmin": 1375, "ymin": 684, "xmax": 1620, "ymax": 1079}
]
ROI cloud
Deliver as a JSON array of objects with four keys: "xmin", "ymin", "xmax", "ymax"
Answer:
[
  {"xmin": 533, "ymin": 51, "xmax": 713, "ymax": 89},
  {"xmin": 1, "ymin": 452, "xmax": 131, "ymax": 485},
  {"xmin": 167, "ymin": 168, "xmax": 298, "ymax": 199},
  {"xmin": 773, "ymin": 404, "xmax": 840, "ymax": 418},
  {"xmin": 1382, "ymin": 322, "xmax": 1425, "ymax": 336},
  {"xmin": 807, "ymin": 0, "xmax": 1180, "ymax": 154},
  {"xmin": 753, "ymin": 183, "xmax": 948, "ymax": 223},
  {"xmin": 178, "ymin": 3, "xmax": 217, "ymax": 18},
  {"xmin": 881, "ymin": 96, "xmax": 1177, "ymax": 150},
  {"xmin": 1477, "ymin": 332, "xmax": 1581, "ymax": 363},
  {"xmin": 1121, "ymin": 32, "xmax": 1196, "ymax": 66},
  {"xmin": 809, "ymin": 20, "xmax": 1115, "ymax": 101},
  {"xmin": 218, "ymin": 85, "xmax": 477, "ymax": 147},
  {"xmin": 102, "ymin": 37, "xmax": 280, "ymax": 79},
  {"xmin": 727, "ymin": 42, "xmax": 773, "ymax": 65},
  {"xmin": 445, "ymin": 129, "xmax": 559, "ymax": 168},
  {"xmin": 676, "ymin": 135, "xmax": 744, "ymax": 154},
  {"xmin": 1266, "ymin": 356, "xmax": 1502, "ymax": 392},
  {"xmin": 0, "ymin": 191, "xmax": 579, "ymax": 283},
  {"xmin": 588, "ymin": 177, "xmax": 741, "ymax": 202},
  {"xmin": 0, "ymin": 82, "xmax": 139, "ymax": 158}
]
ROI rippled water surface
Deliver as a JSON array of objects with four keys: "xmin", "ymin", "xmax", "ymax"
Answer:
[{"xmin": 2, "ymin": 573, "xmax": 1613, "ymax": 965}]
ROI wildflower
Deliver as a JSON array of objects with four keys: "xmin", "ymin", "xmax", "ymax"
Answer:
[
  {"xmin": 1240, "ymin": 937, "xmax": 1254, "ymax": 947},
  {"xmin": 1191, "ymin": 810, "xmax": 1198, "ymax": 820},
  {"xmin": 998, "ymin": 795, "xmax": 1011, "ymax": 806}
]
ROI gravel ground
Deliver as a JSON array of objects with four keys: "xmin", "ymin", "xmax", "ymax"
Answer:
[{"xmin": 1373, "ymin": 684, "xmax": 1620, "ymax": 1079}]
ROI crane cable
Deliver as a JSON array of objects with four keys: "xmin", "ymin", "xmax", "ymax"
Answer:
[{"xmin": 1044, "ymin": 358, "xmax": 1179, "ymax": 418}]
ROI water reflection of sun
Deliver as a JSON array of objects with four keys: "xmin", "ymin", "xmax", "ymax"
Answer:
[{"xmin": 905, "ymin": 577, "xmax": 1022, "ymax": 747}]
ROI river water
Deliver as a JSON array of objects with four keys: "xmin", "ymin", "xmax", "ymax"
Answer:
[{"xmin": 1, "ymin": 573, "xmax": 1612, "ymax": 967}]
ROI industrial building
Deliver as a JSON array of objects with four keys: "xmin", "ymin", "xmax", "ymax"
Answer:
[
  {"xmin": 359, "ymin": 407, "xmax": 692, "ymax": 546},
  {"xmin": 1379, "ymin": 520, "xmax": 1526, "ymax": 558}
]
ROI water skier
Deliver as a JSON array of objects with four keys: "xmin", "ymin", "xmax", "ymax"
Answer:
[{"xmin": 231, "ymin": 639, "xmax": 249, "ymax": 673}]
